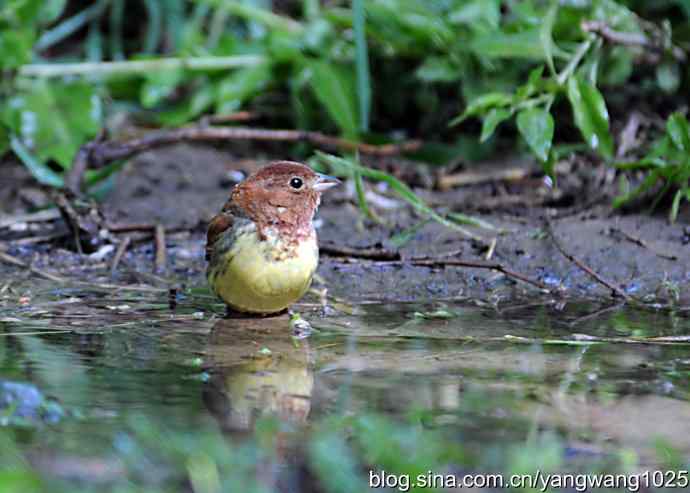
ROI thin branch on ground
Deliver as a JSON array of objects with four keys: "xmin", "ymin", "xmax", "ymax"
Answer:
[
  {"xmin": 545, "ymin": 218, "xmax": 631, "ymax": 300},
  {"xmin": 110, "ymin": 236, "xmax": 131, "ymax": 275},
  {"xmin": 0, "ymin": 209, "xmax": 61, "ymax": 229},
  {"xmin": 609, "ymin": 227, "xmax": 678, "ymax": 261},
  {"xmin": 330, "ymin": 254, "xmax": 554, "ymax": 293},
  {"xmin": 154, "ymin": 224, "xmax": 166, "ymax": 274},
  {"xmin": 319, "ymin": 243, "xmax": 401, "ymax": 261},
  {"xmin": 581, "ymin": 20, "xmax": 686, "ymax": 62},
  {"xmin": 0, "ymin": 249, "xmax": 66, "ymax": 283},
  {"xmin": 66, "ymin": 126, "xmax": 422, "ymax": 192},
  {"xmin": 436, "ymin": 166, "xmax": 530, "ymax": 190}
]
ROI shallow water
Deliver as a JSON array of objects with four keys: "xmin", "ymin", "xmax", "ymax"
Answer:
[{"xmin": 1, "ymin": 281, "xmax": 690, "ymax": 491}]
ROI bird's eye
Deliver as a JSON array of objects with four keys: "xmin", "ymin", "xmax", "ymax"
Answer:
[{"xmin": 289, "ymin": 177, "xmax": 303, "ymax": 189}]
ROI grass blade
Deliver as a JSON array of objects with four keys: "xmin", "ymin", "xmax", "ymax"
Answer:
[
  {"xmin": 352, "ymin": 0, "xmax": 371, "ymax": 132},
  {"xmin": 316, "ymin": 152, "xmax": 482, "ymax": 241}
]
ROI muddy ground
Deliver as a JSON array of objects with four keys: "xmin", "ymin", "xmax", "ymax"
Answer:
[{"xmin": 1, "ymin": 143, "xmax": 689, "ymax": 305}]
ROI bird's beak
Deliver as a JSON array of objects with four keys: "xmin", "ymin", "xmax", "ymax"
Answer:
[{"xmin": 313, "ymin": 173, "xmax": 341, "ymax": 192}]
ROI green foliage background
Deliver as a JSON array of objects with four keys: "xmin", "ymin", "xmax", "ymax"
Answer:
[{"xmin": 1, "ymin": 0, "xmax": 690, "ymax": 217}]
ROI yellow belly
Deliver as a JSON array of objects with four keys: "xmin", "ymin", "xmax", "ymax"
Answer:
[{"xmin": 207, "ymin": 225, "xmax": 318, "ymax": 314}]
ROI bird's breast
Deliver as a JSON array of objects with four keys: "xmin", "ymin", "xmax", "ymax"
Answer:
[{"xmin": 207, "ymin": 220, "xmax": 319, "ymax": 314}]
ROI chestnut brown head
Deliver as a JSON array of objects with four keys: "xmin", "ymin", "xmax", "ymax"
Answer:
[{"xmin": 231, "ymin": 161, "xmax": 339, "ymax": 233}]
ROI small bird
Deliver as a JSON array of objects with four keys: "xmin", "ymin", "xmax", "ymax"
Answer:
[{"xmin": 206, "ymin": 161, "xmax": 340, "ymax": 315}]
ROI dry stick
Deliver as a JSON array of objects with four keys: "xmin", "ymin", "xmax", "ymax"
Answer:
[
  {"xmin": 609, "ymin": 227, "xmax": 678, "ymax": 261},
  {"xmin": 332, "ymin": 256, "xmax": 552, "ymax": 293},
  {"xmin": 436, "ymin": 167, "xmax": 530, "ymax": 191},
  {"xmin": 110, "ymin": 236, "xmax": 131, "ymax": 275},
  {"xmin": 0, "ymin": 209, "xmax": 62, "ymax": 229},
  {"xmin": 545, "ymin": 219, "xmax": 631, "ymax": 300},
  {"xmin": 319, "ymin": 243, "xmax": 401, "ymax": 261},
  {"xmin": 154, "ymin": 225, "xmax": 166, "ymax": 274},
  {"xmin": 0, "ymin": 250, "xmax": 66, "ymax": 283},
  {"xmin": 66, "ymin": 126, "xmax": 422, "ymax": 193},
  {"xmin": 200, "ymin": 111, "xmax": 259, "ymax": 125},
  {"xmin": 581, "ymin": 20, "xmax": 686, "ymax": 62}
]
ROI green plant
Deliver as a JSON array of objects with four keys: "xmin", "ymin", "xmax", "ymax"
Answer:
[
  {"xmin": 0, "ymin": 0, "xmax": 688, "ymax": 221},
  {"xmin": 614, "ymin": 112, "xmax": 690, "ymax": 222}
]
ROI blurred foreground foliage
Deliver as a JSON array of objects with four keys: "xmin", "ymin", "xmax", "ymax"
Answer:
[
  {"xmin": 0, "ymin": 409, "xmax": 666, "ymax": 493},
  {"xmin": 1, "ymin": 0, "xmax": 690, "ymax": 216}
]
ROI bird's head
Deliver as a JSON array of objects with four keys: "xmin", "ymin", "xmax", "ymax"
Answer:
[{"xmin": 232, "ymin": 161, "xmax": 340, "ymax": 234}]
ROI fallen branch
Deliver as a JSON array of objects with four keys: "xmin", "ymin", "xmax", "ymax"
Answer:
[
  {"xmin": 0, "ymin": 209, "xmax": 61, "ymax": 229},
  {"xmin": 0, "ymin": 249, "xmax": 66, "ymax": 283},
  {"xmin": 582, "ymin": 20, "xmax": 686, "ymax": 62},
  {"xmin": 333, "ymin": 255, "xmax": 554, "ymax": 293},
  {"xmin": 545, "ymin": 218, "xmax": 631, "ymax": 300},
  {"xmin": 66, "ymin": 126, "xmax": 422, "ymax": 193},
  {"xmin": 319, "ymin": 243, "xmax": 401, "ymax": 261},
  {"xmin": 110, "ymin": 236, "xmax": 131, "ymax": 275},
  {"xmin": 609, "ymin": 227, "xmax": 678, "ymax": 261},
  {"xmin": 154, "ymin": 225, "xmax": 167, "ymax": 274},
  {"xmin": 436, "ymin": 167, "xmax": 530, "ymax": 191}
]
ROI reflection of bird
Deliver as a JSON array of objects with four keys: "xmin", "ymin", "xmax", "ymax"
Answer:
[
  {"xmin": 206, "ymin": 162, "xmax": 339, "ymax": 314},
  {"xmin": 202, "ymin": 318, "xmax": 314, "ymax": 433}
]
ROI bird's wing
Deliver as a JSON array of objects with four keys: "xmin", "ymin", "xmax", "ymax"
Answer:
[{"xmin": 206, "ymin": 208, "xmax": 234, "ymax": 262}]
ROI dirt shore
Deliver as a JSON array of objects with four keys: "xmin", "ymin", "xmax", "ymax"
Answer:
[{"xmin": 1, "ymin": 144, "xmax": 688, "ymax": 304}]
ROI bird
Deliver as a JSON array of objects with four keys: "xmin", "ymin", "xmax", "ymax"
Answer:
[{"xmin": 206, "ymin": 161, "xmax": 340, "ymax": 315}]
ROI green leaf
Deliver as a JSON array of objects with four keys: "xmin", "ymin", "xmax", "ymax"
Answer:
[
  {"xmin": 450, "ymin": 92, "xmax": 513, "ymax": 126},
  {"xmin": 667, "ymin": 112, "xmax": 690, "ymax": 152},
  {"xmin": 516, "ymin": 66, "xmax": 544, "ymax": 100},
  {"xmin": 613, "ymin": 169, "xmax": 661, "ymax": 208},
  {"xmin": 449, "ymin": 0, "xmax": 500, "ymax": 29},
  {"xmin": 39, "ymin": 0, "xmax": 67, "ymax": 23},
  {"xmin": 5, "ymin": 81, "xmax": 101, "ymax": 168},
  {"xmin": 308, "ymin": 61, "xmax": 359, "ymax": 138},
  {"xmin": 0, "ymin": 28, "xmax": 35, "ymax": 69},
  {"xmin": 214, "ymin": 63, "xmax": 271, "ymax": 114},
  {"xmin": 0, "ymin": 124, "xmax": 8, "ymax": 155},
  {"xmin": 415, "ymin": 57, "xmax": 460, "ymax": 83},
  {"xmin": 140, "ymin": 68, "xmax": 184, "ymax": 109},
  {"xmin": 656, "ymin": 62, "xmax": 680, "ymax": 94},
  {"xmin": 540, "ymin": 1, "xmax": 558, "ymax": 76},
  {"xmin": 566, "ymin": 76, "xmax": 613, "ymax": 160},
  {"xmin": 10, "ymin": 135, "xmax": 64, "ymax": 187},
  {"xmin": 480, "ymin": 108, "xmax": 512, "ymax": 142},
  {"xmin": 471, "ymin": 28, "xmax": 545, "ymax": 60},
  {"xmin": 516, "ymin": 108, "xmax": 554, "ymax": 162},
  {"xmin": 669, "ymin": 189, "xmax": 683, "ymax": 223}
]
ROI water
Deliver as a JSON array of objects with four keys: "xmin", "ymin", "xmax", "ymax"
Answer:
[{"xmin": 1, "ymin": 282, "xmax": 690, "ymax": 492}]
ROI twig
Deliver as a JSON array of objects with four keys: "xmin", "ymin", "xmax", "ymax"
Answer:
[
  {"xmin": 409, "ymin": 258, "xmax": 551, "ymax": 292},
  {"xmin": 106, "ymin": 222, "xmax": 160, "ymax": 233},
  {"xmin": 65, "ymin": 126, "xmax": 421, "ymax": 192},
  {"xmin": 18, "ymin": 55, "xmax": 265, "ymax": 78},
  {"xmin": 0, "ymin": 209, "xmax": 62, "ymax": 229},
  {"xmin": 154, "ymin": 224, "xmax": 166, "ymax": 274},
  {"xmin": 110, "ymin": 236, "xmax": 131, "ymax": 275},
  {"xmin": 567, "ymin": 302, "xmax": 626, "ymax": 327},
  {"xmin": 319, "ymin": 243, "xmax": 401, "ymax": 261},
  {"xmin": 616, "ymin": 111, "xmax": 642, "ymax": 159},
  {"xmin": 436, "ymin": 167, "xmax": 530, "ymax": 190},
  {"xmin": 335, "ymin": 256, "xmax": 553, "ymax": 293},
  {"xmin": 200, "ymin": 111, "xmax": 259, "ymax": 125},
  {"xmin": 582, "ymin": 20, "xmax": 686, "ymax": 62},
  {"xmin": 0, "ymin": 250, "xmax": 66, "ymax": 283},
  {"xmin": 2, "ymin": 232, "xmax": 70, "ymax": 247},
  {"xmin": 609, "ymin": 227, "xmax": 678, "ymax": 261},
  {"xmin": 545, "ymin": 219, "xmax": 631, "ymax": 300},
  {"xmin": 484, "ymin": 238, "xmax": 497, "ymax": 261}
]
